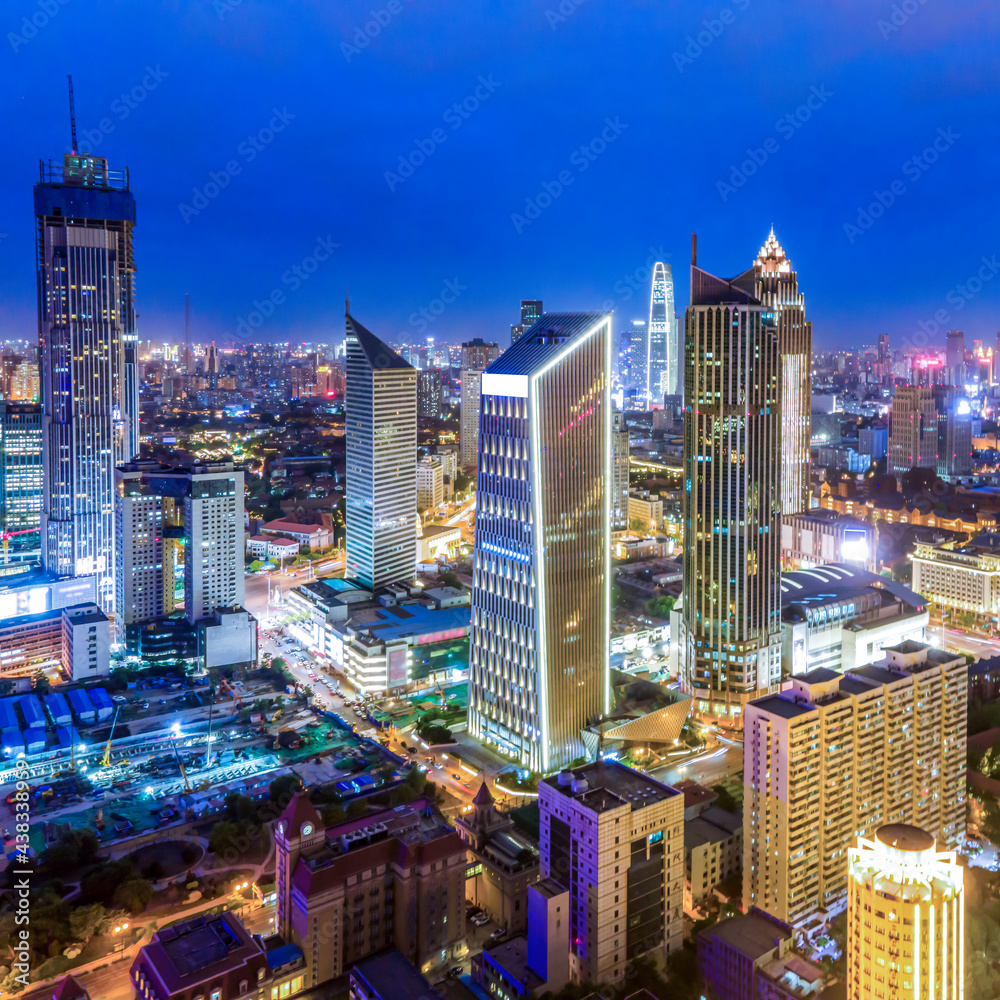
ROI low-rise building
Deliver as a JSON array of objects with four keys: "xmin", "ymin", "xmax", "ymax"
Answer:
[
  {"xmin": 0, "ymin": 603, "xmax": 110, "ymax": 683},
  {"xmin": 912, "ymin": 531, "xmax": 1000, "ymax": 618},
  {"xmin": 261, "ymin": 517, "xmax": 333, "ymax": 549},
  {"xmin": 456, "ymin": 782, "xmax": 539, "ymax": 934},
  {"xmin": 349, "ymin": 949, "xmax": 443, "ymax": 1000},
  {"xmin": 781, "ymin": 563, "xmax": 928, "ymax": 676},
  {"xmin": 198, "ymin": 606, "xmax": 258, "ymax": 672},
  {"xmin": 418, "ymin": 524, "xmax": 463, "ymax": 564},
  {"xmin": 628, "ymin": 491, "xmax": 663, "ymax": 532},
  {"xmin": 780, "ymin": 510, "xmax": 877, "ymax": 573},
  {"xmin": 131, "ymin": 910, "xmax": 305, "ymax": 1000},
  {"xmin": 417, "ymin": 456, "xmax": 445, "ymax": 511},
  {"xmin": 275, "ymin": 794, "xmax": 466, "ymax": 987},
  {"xmin": 698, "ymin": 909, "xmax": 825, "ymax": 1000},
  {"xmin": 680, "ymin": 786, "xmax": 742, "ymax": 915}
]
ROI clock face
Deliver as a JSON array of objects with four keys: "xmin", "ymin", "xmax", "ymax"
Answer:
[
  {"xmin": 277, "ymin": 822, "xmax": 285, "ymax": 836},
  {"xmin": 301, "ymin": 823, "xmax": 314, "ymax": 836}
]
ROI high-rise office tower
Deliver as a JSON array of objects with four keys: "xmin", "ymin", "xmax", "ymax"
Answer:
[
  {"xmin": 847, "ymin": 825, "xmax": 964, "ymax": 1000},
  {"xmin": 743, "ymin": 642, "xmax": 966, "ymax": 926},
  {"xmin": 743, "ymin": 230, "xmax": 812, "ymax": 514},
  {"xmin": 345, "ymin": 310, "xmax": 417, "ymax": 591},
  {"xmin": 888, "ymin": 386, "xmax": 939, "ymax": 476},
  {"xmin": 611, "ymin": 410, "xmax": 630, "ymax": 532},
  {"xmin": 678, "ymin": 237, "xmax": 782, "ymax": 722},
  {"xmin": 538, "ymin": 762, "xmax": 684, "ymax": 985},
  {"xmin": 114, "ymin": 462, "xmax": 177, "ymax": 642},
  {"xmin": 878, "ymin": 333, "xmax": 891, "ymax": 386},
  {"xmin": 0, "ymin": 401, "xmax": 44, "ymax": 565},
  {"xmin": 36, "ymin": 152, "xmax": 138, "ymax": 613},
  {"xmin": 468, "ymin": 312, "xmax": 612, "ymax": 771},
  {"xmin": 205, "ymin": 342, "xmax": 219, "ymax": 374},
  {"xmin": 459, "ymin": 338, "xmax": 500, "ymax": 473},
  {"xmin": 417, "ymin": 367, "xmax": 444, "ymax": 417},
  {"xmin": 510, "ymin": 299, "xmax": 543, "ymax": 345},
  {"xmin": 945, "ymin": 329, "xmax": 965, "ymax": 385},
  {"xmin": 645, "ymin": 262, "xmax": 675, "ymax": 406}
]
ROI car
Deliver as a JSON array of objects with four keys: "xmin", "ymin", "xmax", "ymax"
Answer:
[
  {"xmin": 91, "ymin": 789, "xmax": 105, "ymax": 800},
  {"xmin": 447, "ymin": 966, "xmax": 463, "ymax": 978},
  {"xmin": 489, "ymin": 929, "xmax": 504, "ymax": 941},
  {"xmin": 451, "ymin": 773, "xmax": 462, "ymax": 781},
  {"xmin": 406, "ymin": 747, "xmax": 417, "ymax": 755}
]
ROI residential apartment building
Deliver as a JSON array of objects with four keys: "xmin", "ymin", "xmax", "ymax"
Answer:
[
  {"xmin": 911, "ymin": 532, "xmax": 1000, "ymax": 617},
  {"xmin": 628, "ymin": 491, "xmax": 663, "ymax": 532},
  {"xmin": 743, "ymin": 641, "xmax": 966, "ymax": 927},
  {"xmin": 847, "ymin": 824, "xmax": 963, "ymax": 1000},
  {"xmin": 538, "ymin": 761, "xmax": 685, "ymax": 987},
  {"xmin": 468, "ymin": 313, "xmax": 612, "ymax": 771},
  {"xmin": 345, "ymin": 312, "xmax": 417, "ymax": 591},
  {"xmin": 274, "ymin": 794, "xmax": 466, "ymax": 987},
  {"xmin": 684, "ymin": 805, "xmax": 742, "ymax": 915},
  {"xmin": 416, "ymin": 456, "xmax": 444, "ymax": 511},
  {"xmin": 459, "ymin": 338, "xmax": 500, "ymax": 473}
]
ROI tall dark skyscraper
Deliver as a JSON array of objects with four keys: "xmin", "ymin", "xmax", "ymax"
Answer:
[
  {"xmin": 678, "ymin": 237, "xmax": 782, "ymax": 722},
  {"xmin": 35, "ymin": 152, "xmax": 137, "ymax": 613},
  {"xmin": 510, "ymin": 299, "xmax": 543, "ymax": 345},
  {"xmin": 946, "ymin": 329, "xmax": 966, "ymax": 385},
  {"xmin": 468, "ymin": 312, "xmax": 612, "ymax": 771}
]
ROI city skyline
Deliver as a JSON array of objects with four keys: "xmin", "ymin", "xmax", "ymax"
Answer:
[{"xmin": 1, "ymin": 2, "xmax": 997, "ymax": 350}]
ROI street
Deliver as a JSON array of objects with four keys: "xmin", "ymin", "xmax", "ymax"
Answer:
[
  {"xmin": 927, "ymin": 624, "xmax": 1000, "ymax": 661},
  {"xmin": 648, "ymin": 738, "xmax": 744, "ymax": 789},
  {"xmin": 243, "ymin": 557, "xmax": 345, "ymax": 623}
]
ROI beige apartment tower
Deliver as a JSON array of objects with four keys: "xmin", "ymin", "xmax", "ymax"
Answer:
[
  {"xmin": 460, "ymin": 338, "xmax": 500, "ymax": 473},
  {"xmin": 743, "ymin": 641, "xmax": 966, "ymax": 927},
  {"xmin": 847, "ymin": 824, "xmax": 964, "ymax": 1000}
]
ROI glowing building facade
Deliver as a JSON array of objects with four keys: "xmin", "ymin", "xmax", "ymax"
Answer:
[
  {"xmin": 645, "ymin": 262, "xmax": 675, "ymax": 406},
  {"xmin": 345, "ymin": 311, "xmax": 417, "ymax": 591},
  {"xmin": 35, "ymin": 153, "xmax": 138, "ymax": 614},
  {"xmin": 847, "ymin": 824, "xmax": 963, "ymax": 1000},
  {"xmin": 468, "ymin": 312, "xmax": 612, "ymax": 771},
  {"xmin": 679, "ymin": 240, "xmax": 783, "ymax": 721}
]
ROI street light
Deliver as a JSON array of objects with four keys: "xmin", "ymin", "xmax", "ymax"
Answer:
[{"xmin": 114, "ymin": 922, "xmax": 130, "ymax": 956}]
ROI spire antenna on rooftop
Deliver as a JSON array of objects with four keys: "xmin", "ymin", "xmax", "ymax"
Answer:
[
  {"xmin": 345, "ymin": 284, "xmax": 350, "ymax": 316},
  {"xmin": 67, "ymin": 74, "xmax": 78, "ymax": 153}
]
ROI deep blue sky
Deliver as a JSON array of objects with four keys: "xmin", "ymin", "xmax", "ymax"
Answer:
[{"xmin": 1, "ymin": 0, "xmax": 997, "ymax": 350}]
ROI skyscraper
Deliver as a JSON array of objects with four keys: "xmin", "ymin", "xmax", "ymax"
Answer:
[
  {"xmin": 678, "ymin": 237, "xmax": 782, "ymax": 722},
  {"xmin": 459, "ymin": 338, "xmax": 500, "ymax": 473},
  {"xmin": 510, "ymin": 299, "xmax": 543, "ymax": 345},
  {"xmin": 36, "ymin": 151, "xmax": 137, "ymax": 613},
  {"xmin": 744, "ymin": 230, "xmax": 812, "ymax": 514},
  {"xmin": 945, "ymin": 329, "xmax": 965, "ymax": 385},
  {"xmin": 468, "ymin": 312, "xmax": 612, "ymax": 771},
  {"xmin": 847, "ymin": 825, "xmax": 964, "ymax": 1000},
  {"xmin": 417, "ymin": 367, "xmax": 444, "ymax": 417},
  {"xmin": 645, "ymin": 262, "xmax": 675, "ymax": 406},
  {"xmin": 743, "ymin": 642, "xmax": 966, "ymax": 926},
  {"xmin": 345, "ymin": 310, "xmax": 417, "ymax": 591},
  {"xmin": 0, "ymin": 401, "xmax": 44, "ymax": 565}
]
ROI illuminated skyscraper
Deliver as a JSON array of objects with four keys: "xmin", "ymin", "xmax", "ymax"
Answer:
[
  {"xmin": 848, "ymin": 824, "xmax": 964, "ymax": 1000},
  {"xmin": 468, "ymin": 312, "xmax": 612, "ymax": 771},
  {"xmin": 945, "ymin": 330, "xmax": 965, "ymax": 385},
  {"xmin": 36, "ymin": 152, "xmax": 137, "ymax": 613},
  {"xmin": 678, "ymin": 237, "xmax": 782, "ymax": 721},
  {"xmin": 645, "ymin": 262, "xmax": 675, "ymax": 405},
  {"xmin": 345, "ymin": 310, "xmax": 417, "ymax": 591},
  {"xmin": 742, "ymin": 230, "xmax": 812, "ymax": 514}
]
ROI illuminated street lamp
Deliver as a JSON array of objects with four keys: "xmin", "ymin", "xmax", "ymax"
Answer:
[{"xmin": 114, "ymin": 922, "xmax": 130, "ymax": 956}]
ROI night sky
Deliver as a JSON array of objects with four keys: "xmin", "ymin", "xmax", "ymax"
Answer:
[{"xmin": 1, "ymin": 0, "xmax": 996, "ymax": 350}]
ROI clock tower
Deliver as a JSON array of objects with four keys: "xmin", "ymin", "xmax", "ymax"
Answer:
[{"xmin": 274, "ymin": 793, "xmax": 325, "ymax": 940}]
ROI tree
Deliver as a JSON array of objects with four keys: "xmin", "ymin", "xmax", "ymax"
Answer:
[
  {"xmin": 209, "ymin": 820, "xmax": 245, "ymax": 858},
  {"xmin": 629, "ymin": 517, "xmax": 649, "ymax": 533},
  {"xmin": 225, "ymin": 792, "xmax": 258, "ymax": 824},
  {"xmin": 710, "ymin": 783, "xmax": 738, "ymax": 813},
  {"xmin": 113, "ymin": 878, "xmax": 154, "ymax": 915},
  {"xmin": 269, "ymin": 773, "xmax": 303, "ymax": 806},
  {"xmin": 249, "ymin": 559, "xmax": 264, "ymax": 572},
  {"xmin": 346, "ymin": 799, "xmax": 369, "ymax": 818},
  {"xmin": 68, "ymin": 903, "xmax": 107, "ymax": 944},
  {"xmin": 647, "ymin": 595, "xmax": 675, "ymax": 619}
]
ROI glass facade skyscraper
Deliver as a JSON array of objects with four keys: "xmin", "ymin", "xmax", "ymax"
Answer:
[
  {"xmin": 678, "ymin": 241, "xmax": 782, "ymax": 720},
  {"xmin": 468, "ymin": 312, "xmax": 612, "ymax": 771},
  {"xmin": 345, "ymin": 311, "xmax": 417, "ymax": 591},
  {"xmin": 645, "ymin": 262, "xmax": 675, "ymax": 406},
  {"xmin": 35, "ymin": 153, "xmax": 138, "ymax": 613}
]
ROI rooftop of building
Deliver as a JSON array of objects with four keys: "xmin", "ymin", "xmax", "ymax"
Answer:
[
  {"xmin": 346, "ymin": 313, "xmax": 413, "ymax": 372},
  {"xmin": 531, "ymin": 877, "xmax": 567, "ymax": 899},
  {"xmin": 541, "ymin": 760, "xmax": 679, "ymax": 814},
  {"xmin": 685, "ymin": 809, "xmax": 742, "ymax": 850},
  {"xmin": 420, "ymin": 524, "xmax": 462, "ymax": 538},
  {"xmin": 351, "ymin": 949, "xmax": 442, "ymax": 1000},
  {"xmin": 675, "ymin": 779, "xmax": 717, "ymax": 812},
  {"xmin": 700, "ymin": 909, "xmax": 791, "ymax": 961},
  {"xmin": 266, "ymin": 537, "xmax": 298, "ymax": 547},
  {"xmin": 784, "ymin": 509, "xmax": 872, "ymax": 527},
  {"xmin": 486, "ymin": 312, "xmax": 610, "ymax": 377},
  {"xmin": 483, "ymin": 936, "xmax": 546, "ymax": 993},
  {"xmin": 342, "ymin": 602, "xmax": 471, "ymax": 644},
  {"xmin": 262, "ymin": 518, "xmax": 326, "ymax": 534},
  {"xmin": 780, "ymin": 563, "xmax": 925, "ymax": 621},
  {"xmin": 875, "ymin": 823, "xmax": 936, "ymax": 853},
  {"xmin": 749, "ymin": 694, "xmax": 816, "ymax": 720},
  {"xmin": 796, "ymin": 667, "xmax": 841, "ymax": 685}
]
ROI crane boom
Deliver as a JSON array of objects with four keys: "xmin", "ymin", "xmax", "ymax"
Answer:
[{"xmin": 67, "ymin": 74, "xmax": 78, "ymax": 153}]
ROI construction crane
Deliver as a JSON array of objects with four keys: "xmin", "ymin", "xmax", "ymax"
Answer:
[
  {"xmin": 218, "ymin": 677, "xmax": 243, "ymax": 712},
  {"xmin": 100, "ymin": 705, "xmax": 121, "ymax": 768},
  {"xmin": 67, "ymin": 74, "xmax": 77, "ymax": 153}
]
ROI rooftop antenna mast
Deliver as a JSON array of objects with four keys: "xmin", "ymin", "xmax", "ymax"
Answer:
[
  {"xmin": 184, "ymin": 293, "xmax": 192, "ymax": 371},
  {"xmin": 67, "ymin": 74, "xmax": 78, "ymax": 153}
]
